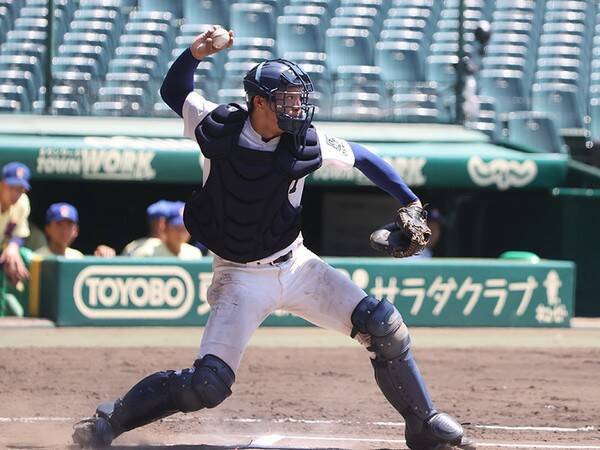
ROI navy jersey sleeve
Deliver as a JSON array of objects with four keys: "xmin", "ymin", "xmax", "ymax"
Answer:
[
  {"xmin": 160, "ymin": 48, "xmax": 200, "ymax": 117},
  {"xmin": 350, "ymin": 141, "xmax": 418, "ymax": 206}
]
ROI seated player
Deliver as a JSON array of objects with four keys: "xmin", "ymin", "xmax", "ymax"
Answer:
[
  {"xmin": 35, "ymin": 203, "xmax": 116, "ymax": 258},
  {"xmin": 122, "ymin": 200, "xmax": 171, "ymax": 256},
  {"xmin": 131, "ymin": 202, "xmax": 202, "ymax": 259}
]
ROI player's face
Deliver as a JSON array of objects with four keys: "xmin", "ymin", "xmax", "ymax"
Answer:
[
  {"xmin": 165, "ymin": 224, "xmax": 190, "ymax": 248},
  {"xmin": 0, "ymin": 182, "xmax": 26, "ymax": 207},
  {"xmin": 46, "ymin": 220, "xmax": 78, "ymax": 248},
  {"xmin": 271, "ymin": 86, "xmax": 304, "ymax": 119}
]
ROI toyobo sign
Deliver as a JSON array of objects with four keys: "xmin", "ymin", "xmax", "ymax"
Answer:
[{"xmin": 73, "ymin": 266, "xmax": 195, "ymax": 319}]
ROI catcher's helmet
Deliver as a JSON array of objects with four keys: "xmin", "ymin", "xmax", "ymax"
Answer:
[{"xmin": 243, "ymin": 59, "xmax": 315, "ymax": 140}]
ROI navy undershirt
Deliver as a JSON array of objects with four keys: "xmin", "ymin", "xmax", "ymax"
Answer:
[{"xmin": 161, "ymin": 49, "xmax": 418, "ymax": 206}]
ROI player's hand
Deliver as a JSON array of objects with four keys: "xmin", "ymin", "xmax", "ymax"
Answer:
[
  {"xmin": 0, "ymin": 243, "xmax": 29, "ymax": 284},
  {"xmin": 190, "ymin": 26, "xmax": 234, "ymax": 60},
  {"xmin": 94, "ymin": 245, "xmax": 116, "ymax": 258}
]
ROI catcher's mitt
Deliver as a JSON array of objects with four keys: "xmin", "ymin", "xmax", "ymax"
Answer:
[{"xmin": 370, "ymin": 203, "xmax": 431, "ymax": 258}]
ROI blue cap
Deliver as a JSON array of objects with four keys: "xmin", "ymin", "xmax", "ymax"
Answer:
[
  {"xmin": 46, "ymin": 202, "xmax": 79, "ymax": 224},
  {"xmin": 146, "ymin": 200, "xmax": 171, "ymax": 220},
  {"xmin": 167, "ymin": 201, "xmax": 185, "ymax": 226},
  {"xmin": 2, "ymin": 162, "xmax": 31, "ymax": 190}
]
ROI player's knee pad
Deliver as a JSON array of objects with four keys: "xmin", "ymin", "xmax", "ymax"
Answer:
[
  {"xmin": 351, "ymin": 295, "xmax": 411, "ymax": 361},
  {"xmin": 170, "ymin": 354, "xmax": 235, "ymax": 412}
]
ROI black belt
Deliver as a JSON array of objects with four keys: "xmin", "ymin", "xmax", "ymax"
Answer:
[{"xmin": 256, "ymin": 250, "xmax": 293, "ymax": 265}]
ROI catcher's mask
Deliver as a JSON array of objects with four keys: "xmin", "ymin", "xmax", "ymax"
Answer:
[{"xmin": 243, "ymin": 59, "xmax": 315, "ymax": 145}]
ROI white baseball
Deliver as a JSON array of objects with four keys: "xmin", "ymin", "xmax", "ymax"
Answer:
[{"xmin": 211, "ymin": 27, "xmax": 230, "ymax": 50}]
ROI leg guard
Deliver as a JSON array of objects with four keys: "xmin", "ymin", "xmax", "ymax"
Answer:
[
  {"xmin": 351, "ymin": 296, "xmax": 465, "ymax": 449},
  {"xmin": 99, "ymin": 354, "xmax": 235, "ymax": 437}
]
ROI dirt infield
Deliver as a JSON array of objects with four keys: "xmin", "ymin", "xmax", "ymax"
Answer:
[{"xmin": 1, "ymin": 327, "xmax": 600, "ymax": 449}]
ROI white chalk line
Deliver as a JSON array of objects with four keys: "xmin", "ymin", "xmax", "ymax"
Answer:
[
  {"xmin": 245, "ymin": 434, "xmax": 600, "ymax": 449},
  {"xmin": 0, "ymin": 416, "xmax": 597, "ymax": 434}
]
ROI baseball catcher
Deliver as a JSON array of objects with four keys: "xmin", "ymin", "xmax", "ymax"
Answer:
[{"xmin": 72, "ymin": 26, "xmax": 473, "ymax": 450}]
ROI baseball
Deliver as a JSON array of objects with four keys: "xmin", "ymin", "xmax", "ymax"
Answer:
[{"xmin": 211, "ymin": 27, "xmax": 230, "ymax": 50}]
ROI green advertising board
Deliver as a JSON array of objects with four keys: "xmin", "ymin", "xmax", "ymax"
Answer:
[
  {"xmin": 0, "ymin": 134, "xmax": 568, "ymax": 189},
  {"xmin": 36, "ymin": 257, "xmax": 574, "ymax": 328}
]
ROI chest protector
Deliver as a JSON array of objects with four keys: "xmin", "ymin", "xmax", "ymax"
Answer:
[{"xmin": 184, "ymin": 104, "xmax": 322, "ymax": 263}]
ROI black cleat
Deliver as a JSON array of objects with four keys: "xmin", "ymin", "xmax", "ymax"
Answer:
[
  {"xmin": 72, "ymin": 416, "xmax": 115, "ymax": 448},
  {"xmin": 405, "ymin": 412, "xmax": 476, "ymax": 450}
]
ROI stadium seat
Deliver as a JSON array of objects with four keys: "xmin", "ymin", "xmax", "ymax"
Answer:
[
  {"xmin": 53, "ymin": 70, "xmax": 99, "ymax": 100},
  {"xmin": 128, "ymin": 10, "xmax": 175, "ymax": 27},
  {"xmin": 531, "ymin": 83, "xmax": 585, "ymax": 129},
  {"xmin": 183, "ymin": 0, "xmax": 229, "ymax": 27},
  {"xmin": 325, "ymin": 28, "xmax": 373, "ymax": 72},
  {"xmin": 590, "ymin": 98, "xmax": 600, "ymax": 142},
  {"xmin": 115, "ymin": 47, "xmax": 164, "ymax": 68},
  {"xmin": 506, "ymin": 111, "xmax": 567, "ymax": 153},
  {"xmin": 0, "ymin": 98, "xmax": 21, "ymax": 112},
  {"xmin": 533, "ymin": 70, "xmax": 580, "ymax": 88},
  {"xmin": 98, "ymin": 86, "xmax": 149, "ymax": 110},
  {"xmin": 140, "ymin": 0, "xmax": 182, "ymax": 17},
  {"xmin": 375, "ymin": 41, "xmax": 424, "ymax": 82},
  {"xmin": 14, "ymin": 17, "xmax": 47, "ymax": 33},
  {"xmin": 109, "ymin": 58, "xmax": 160, "ymax": 78},
  {"xmin": 298, "ymin": 63, "xmax": 331, "ymax": 94},
  {"xmin": 64, "ymin": 32, "xmax": 112, "ymax": 58},
  {"xmin": 126, "ymin": 22, "xmax": 175, "ymax": 47},
  {"xmin": 379, "ymin": 29, "xmax": 426, "ymax": 45},
  {"xmin": 0, "ymin": 55, "xmax": 43, "ymax": 89},
  {"xmin": 105, "ymin": 72, "xmax": 153, "ymax": 90},
  {"xmin": 335, "ymin": 6, "xmax": 383, "ymax": 28},
  {"xmin": 230, "ymin": 3, "xmax": 276, "ymax": 39},
  {"xmin": 217, "ymin": 88, "xmax": 247, "ymax": 106},
  {"xmin": 0, "ymin": 70, "xmax": 36, "ymax": 103},
  {"xmin": 380, "ymin": 17, "xmax": 427, "ymax": 34},
  {"xmin": 0, "ymin": 84, "xmax": 30, "ymax": 111},
  {"xmin": 277, "ymin": 15, "xmax": 324, "ymax": 55},
  {"xmin": 92, "ymin": 100, "xmax": 143, "ymax": 116},
  {"xmin": 331, "ymin": 105, "xmax": 385, "ymax": 121},
  {"xmin": 334, "ymin": 65, "xmax": 383, "ymax": 96},
  {"xmin": 51, "ymin": 99, "xmax": 82, "ymax": 115},
  {"xmin": 425, "ymin": 54, "xmax": 458, "ymax": 86},
  {"xmin": 485, "ymin": 44, "xmax": 529, "ymax": 59},
  {"xmin": 288, "ymin": 0, "xmax": 336, "ymax": 15},
  {"xmin": 221, "ymin": 61, "xmax": 257, "ymax": 89},
  {"xmin": 57, "ymin": 44, "xmax": 108, "ymax": 75},
  {"xmin": 330, "ymin": 17, "xmax": 377, "ymax": 37},
  {"xmin": 73, "ymin": 8, "xmax": 122, "ymax": 28},
  {"xmin": 478, "ymin": 69, "xmax": 528, "ymax": 114},
  {"xmin": 53, "ymin": 56, "xmax": 100, "ymax": 79},
  {"xmin": 226, "ymin": 49, "xmax": 274, "ymax": 64},
  {"xmin": 5, "ymin": 30, "xmax": 47, "ymax": 46},
  {"xmin": 282, "ymin": 5, "xmax": 331, "ymax": 35}
]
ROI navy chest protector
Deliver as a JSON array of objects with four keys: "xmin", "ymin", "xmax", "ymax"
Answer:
[{"xmin": 184, "ymin": 104, "xmax": 322, "ymax": 263}]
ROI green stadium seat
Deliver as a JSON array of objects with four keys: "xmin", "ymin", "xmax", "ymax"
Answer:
[
  {"xmin": 5, "ymin": 30, "xmax": 47, "ymax": 45},
  {"xmin": 183, "ymin": 0, "xmax": 229, "ymax": 26},
  {"xmin": 0, "ymin": 98, "xmax": 21, "ymax": 112},
  {"xmin": 105, "ymin": 72, "xmax": 152, "ymax": 90},
  {"xmin": 340, "ymin": 0, "xmax": 387, "ymax": 8},
  {"xmin": 489, "ymin": 32, "xmax": 531, "ymax": 47},
  {"xmin": 64, "ymin": 32, "xmax": 112, "ymax": 57},
  {"xmin": 325, "ymin": 28, "xmax": 373, "ymax": 72},
  {"xmin": 533, "ymin": 70, "xmax": 580, "ymax": 88},
  {"xmin": 492, "ymin": 21, "xmax": 534, "ymax": 37},
  {"xmin": 276, "ymin": 15, "xmax": 324, "ymax": 55},
  {"xmin": 492, "ymin": 10, "xmax": 534, "ymax": 24},
  {"xmin": 590, "ymin": 98, "xmax": 600, "ymax": 142},
  {"xmin": 69, "ymin": 21, "xmax": 117, "ymax": 51},
  {"xmin": 330, "ymin": 16, "xmax": 376, "ymax": 36},
  {"xmin": 482, "ymin": 56, "xmax": 528, "ymax": 73},
  {"xmin": 288, "ymin": 0, "xmax": 336, "ymax": 16},
  {"xmin": 334, "ymin": 65, "xmax": 383, "ymax": 96},
  {"xmin": 379, "ymin": 29, "xmax": 426, "ymax": 44},
  {"xmin": 53, "ymin": 70, "xmax": 100, "ymax": 99},
  {"xmin": 539, "ymin": 33, "xmax": 585, "ymax": 49},
  {"xmin": 115, "ymin": 46, "xmax": 164, "ymax": 68},
  {"xmin": 0, "ymin": 70, "xmax": 35, "ymax": 103},
  {"xmin": 537, "ymin": 45, "xmax": 582, "ymax": 60},
  {"xmin": 14, "ymin": 17, "xmax": 47, "ymax": 33},
  {"xmin": 98, "ymin": 86, "xmax": 149, "ymax": 111},
  {"xmin": 236, "ymin": 0, "xmax": 282, "ymax": 15},
  {"xmin": 331, "ymin": 104, "xmax": 386, "ymax": 122},
  {"xmin": 531, "ymin": 83, "xmax": 584, "ymax": 129},
  {"xmin": 221, "ymin": 61, "xmax": 257, "ymax": 89},
  {"xmin": 226, "ymin": 49, "xmax": 274, "ymax": 64},
  {"xmin": 506, "ymin": 111, "xmax": 567, "ymax": 153},
  {"xmin": 230, "ymin": 3, "xmax": 276, "ymax": 39},
  {"xmin": 217, "ymin": 88, "xmax": 246, "ymax": 106},
  {"xmin": 140, "ymin": 0, "xmax": 182, "ymax": 17},
  {"xmin": 58, "ymin": 44, "xmax": 109, "ymax": 75},
  {"xmin": 0, "ymin": 55, "xmax": 43, "ymax": 89},
  {"xmin": 92, "ymin": 100, "xmax": 144, "ymax": 116},
  {"xmin": 335, "ymin": 6, "xmax": 383, "ymax": 28},
  {"xmin": 179, "ymin": 23, "xmax": 214, "ymax": 38},
  {"xmin": 380, "ymin": 17, "xmax": 427, "ymax": 33},
  {"xmin": 51, "ymin": 99, "xmax": 83, "ymax": 116},
  {"xmin": 392, "ymin": 104, "xmax": 439, "ymax": 123},
  {"xmin": 53, "ymin": 56, "xmax": 100, "ymax": 80},
  {"xmin": 0, "ymin": 84, "xmax": 30, "ymax": 111},
  {"xmin": 125, "ymin": 22, "xmax": 175, "ymax": 47},
  {"xmin": 375, "ymin": 41, "xmax": 424, "ymax": 82},
  {"xmin": 297, "ymin": 62, "xmax": 331, "ymax": 94},
  {"xmin": 425, "ymin": 54, "xmax": 458, "ymax": 85},
  {"xmin": 546, "ymin": 0, "xmax": 590, "ymax": 13},
  {"xmin": 485, "ymin": 44, "xmax": 528, "ymax": 59},
  {"xmin": 109, "ymin": 58, "xmax": 160, "ymax": 78},
  {"xmin": 478, "ymin": 69, "xmax": 528, "ymax": 113},
  {"xmin": 128, "ymin": 10, "xmax": 175, "ymax": 27},
  {"xmin": 544, "ymin": 10, "xmax": 587, "ymax": 26},
  {"xmin": 391, "ymin": 0, "xmax": 434, "ymax": 8},
  {"xmin": 283, "ymin": 5, "xmax": 331, "ymax": 34},
  {"xmin": 332, "ymin": 92, "xmax": 384, "ymax": 120},
  {"xmin": 74, "ymin": 8, "xmax": 122, "ymax": 27},
  {"xmin": 233, "ymin": 37, "xmax": 276, "ymax": 53}
]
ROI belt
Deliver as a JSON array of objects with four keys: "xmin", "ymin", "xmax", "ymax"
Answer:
[{"xmin": 256, "ymin": 250, "xmax": 293, "ymax": 266}]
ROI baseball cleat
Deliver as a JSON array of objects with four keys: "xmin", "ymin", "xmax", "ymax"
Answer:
[{"xmin": 72, "ymin": 416, "xmax": 114, "ymax": 448}]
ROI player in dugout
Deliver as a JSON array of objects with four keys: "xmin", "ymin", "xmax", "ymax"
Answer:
[
  {"xmin": 34, "ymin": 202, "xmax": 116, "ymax": 258},
  {"xmin": 121, "ymin": 199, "xmax": 171, "ymax": 256},
  {"xmin": 0, "ymin": 162, "xmax": 32, "ymax": 284},
  {"xmin": 73, "ymin": 27, "xmax": 472, "ymax": 450},
  {"xmin": 131, "ymin": 201, "xmax": 203, "ymax": 259}
]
